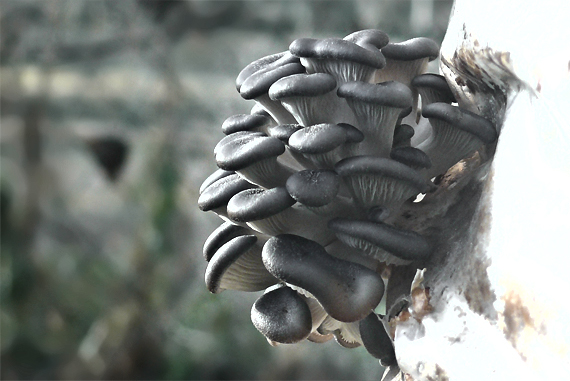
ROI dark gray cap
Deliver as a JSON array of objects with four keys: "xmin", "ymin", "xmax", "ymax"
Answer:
[
  {"xmin": 262, "ymin": 234, "xmax": 385, "ymax": 322},
  {"xmin": 390, "ymin": 146, "xmax": 432, "ymax": 170},
  {"xmin": 203, "ymin": 221, "xmax": 252, "ymax": 261},
  {"xmin": 288, "ymin": 123, "xmax": 347, "ymax": 154},
  {"xmin": 337, "ymin": 81, "xmax": 413, "ymax": 109},
  {"xmin": 392, "ymin": 124, "xmax": 415, "ymax": 148},
  {"xmin": 236, "ymin": 51, "xmax": 300, "ymax": 92},
  {"xmin": 343, "ymin": 29, "xmax": 390, "ymax": 50},
  {"xmin": 205, "ymin": 235, "xmax": 277, "ymax": 293},
  {"xmin": 269, "ymin": 73, "xmax": 337, "ymax": 100},
  {"xmin": 227, "ymin": 187, "xmax": 295, "ymax": 223},
  {"xmin": 381, "ymin": 37, "xmax": 439, "ymax": 61},
  {"xmin": 240, "ymin": 62, "xmax": 306, "ymax": 100},
  {"xmin": 199, "ymin": 168, "xmax": 234, "ymax": 194},
  {"xmin": 328, "ymin": 218, "xmax": 432, "ymax": 261},
  {"xmin": 359, "ymin": 312, "xmax": 397, "ymax": 366},
  {"xmin": 289, "ymin": 38, "xmax": 385, "ymax": 68},
  {"xmin": 285, "ymin": 169, "xmax": 340, "ymax": 207},
  {"xmin": 198, "ymin": 173, "xmax": 256, "ymax": 212},
  {"xmin": 251, "ymin": 286, "xmax": 312, "ymax": 344},
  {"xmin": 267, "ymin": 124, "xmax": 303, "ymax": 142},
  {"xmin": 411, "ymin": 74, "xmax": 456, "ymax": 104},
  {"xmin": 215, "ymin": 133, "xmax": 286, "ymax": 171},
  {"xmin": 221, "ymin": 114, "xmax": 273, "ymax": 135}
]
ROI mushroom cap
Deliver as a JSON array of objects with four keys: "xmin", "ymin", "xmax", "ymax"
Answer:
[
  {"xmin": 215, "ymin": 133, "xmax": 286, "ymax": 171},
  {"xmin": 289, "ymin": 37, "xmax": 385, "ymax": 68},
  {"xmin": 203, "ymin": 221, "xmax": 252, "ymax": 261},
  {"xmin": 288, "ymin": 123, "xmax": 347, "ymax": 154},
  {"xmin": 335, "ymin": 155, "xmax": 429, "ymax": 193},
  {"xmin": 268, "ymin": 73, "xmax": 337, "ymax": 100},
  {"xmin": 337, "ymin": 81, "xmax": 413, "ymax": 109},
  {"xmin": 198, "ymin": 173, "xmax": 256, "ymax": 212},
  {"xmin": 422, "ymin": 102, "xmax": 497, "ymax": 143},
  {"xmin": 236, "ymin": 51, "xmax": 300, "ymax": 92},
  {"xmin": 262, "ymin": 234, "xmax": 385, "ymax": 322},
  {"xmin": 285, "ymin": 169, "xmax": 340, "ymax": 207},
  {"xmin": 359, "ymin": 312, "xmax": 397, "ymax": 366},
  {"xmin": 411, "ymin": 73, "xmax": 456, "ymax": 104},
  {"xmin": 392, "ymin": 124, "xmax": 415, "ymax": 147},
  {"xmin": 205, "ymin": 234, "xmax": 276, "ymax": 293},
  {"xmin": 199, "ymin": 168, "xmax": 234, "ymax": 194},
  {"xmin": 343, "ymin": 29, "xmax": 390, "ymax": 49},
  {"xmin": 390, "ymin": 146, "xmax": 432, "ymax": 169},
  {"xmin": 267, "ymin": 124, "xmax": 303, "ymax": 142},
  {"xmin": 221, "ymin": 114, "xmax": 273, "ymax": 135},
  {"xmin": 328, "ymin": 218, "xmax": 432, "ymax": 261},
  {"xmin": 381, "ymin": 37, "xmax": 439, "ymax": 61},
  {"xmin": 240, "ymin": 62, "xmax": 306, "ymax": 100},
  {"xmin": 227, "ymin": 187, "xmax": 295, "ymax": 223},
  {"xmin": 251, "ymin": 286, "xmax": 313, "ymax": 344},
  {"xmin": 338, "ymin": 123, "xmax": 365, "ymax": 143}
]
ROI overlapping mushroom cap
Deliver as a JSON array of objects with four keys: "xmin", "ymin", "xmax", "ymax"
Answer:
[{"xmin": 199, "ymin": 28, "xmax": 497, "ymax": 365}]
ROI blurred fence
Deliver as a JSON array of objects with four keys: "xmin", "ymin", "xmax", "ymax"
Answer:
[{"xmin": 0, "ymin": 1, "xmax": 452, "ymax": 379}]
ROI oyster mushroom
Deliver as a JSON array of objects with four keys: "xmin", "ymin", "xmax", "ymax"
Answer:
[
  {"xmin": 359, "ymin": 312, "xmax": 397, "ymax": 366},
  {"xmin": 197, "ymin": 173, "xmax": 257, "ymax": 222},
  {"xmin": 221, "ymin": 113, "xmax": 274, "ymax": 135}
]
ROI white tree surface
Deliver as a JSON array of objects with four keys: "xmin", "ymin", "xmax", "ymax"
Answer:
[{"xmin": 391, "ymin": 0, "xmax": 570, "ymax": 379}]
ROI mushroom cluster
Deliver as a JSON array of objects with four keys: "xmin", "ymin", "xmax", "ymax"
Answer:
[{"xmin": 198, "ymin": 29, "xmax": 496, "ymax": 367}]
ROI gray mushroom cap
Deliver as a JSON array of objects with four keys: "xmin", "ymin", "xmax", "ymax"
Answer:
[
  {"xmin": 288, "ymin": 123, "xmax": 347, "ymax": 154},
  {"xmin": 203, "ymin": 221, "xmax": 252, "ymax": 261},
  {"xmin": 205, "ymin": 234, "xmax": 277, "ymax": 293},
  {"xmin": 269, "ymin": 73, "xmax": 337, "ymax": 100},
  {"xmin": 289, "ymin": 37, "xmax": 385, "ymax": 68},
  {"xmin": 285, "ymin": 169, "xmax": 340, "ymax": 207},
  {"xmin": 343, "ymin": 29, "xmax": 390, "ymax": 50},
  {"xmin": 236, "ymin": 51, "xmax": 300, "ymax": 92},
  {"xmin": 267, "ymin": 124, "xmax": 303, "ymax": 142},
  {"xmin": 198, "ymin": 173, "xmax": 256, "ymax": 212},
  {"xmin": 262, "ymin": 234, "xmax": 385, "ymax": 322},
  {"xmin": 215, "ymin": 133, "xmax": 286, "ymax": 171},
  {"xmin": 199, "ymin": 168, "xmax": 234, "ymax": 194},
  {"xmin": 411, "ymin": 73, "xmax": 456, "ymax": 105},
  {"xmin": 251, "ymin": 286, "xmax": 313, "ymax": 344},
  {"xmin": 390, "ymin": 146, "xmax": 432, "ymax": 170},
  {"xmin": 227, "ymin": 187, "xmax": 295, "ymax": 223},
  {"xmin": 240, "ymin": 62, "xmax": 306, "ymax": 100},
  {"xmin": 392, "ymin": 124, "xmax": 415, "ymax": 147},
  {"xmin": 328, "ymin": 218, "xmax": 433, "ymax": 262},
  {"xmin": 221, "ymin": 114, "xmax": 273, "ymax": 135},
  {"xmin": 359, "ymin": 312, "xmax": 397, "ymax": 366},
  {"xmin": 337, "ymin": 81, "xmax": 413, "ymax": 108},
  {"xmin": 381, "ymin": 37, "xmax": 439, "ymax": 61}
]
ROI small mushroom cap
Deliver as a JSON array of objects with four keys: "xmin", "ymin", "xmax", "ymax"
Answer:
[
  {"xmin": 288, "ymin": 124, "xmax": 347, "ymax": 154},
  {"xmin": 267, "ymin": 124, "xmax": 303, "ymax": 141},
  {"xmin": 227, "ymin": 187, "xmax": 295, "ymax": 223},
  {"xmin": 215, "ymin": 133, "xmax": 286, "ymax": 171},
  {"xmin": 335, "ymin": 155, "xmax": 429, "ymax": 193},
  {"xmin": 337, "ymin": 81, "xmax": 413, "ymax": 109},
  {"xmin": 205, "ymin": 234, "xmax": 276, "ymax": 293},
  {"xmin": 289, "ymin": 37, "xmax": 385, "ymax": 68},
  {"xmin": 285, "ymin": 169, "xmax": 340, "ymax": 207},
  {"xmin": 422, "ymin": 102, "xmax": 497, "ymax": 143},
  {"xmin": 203, "ymin": 221, "xmax": 252, "ymax": 261},
  {"xmin": 198, "ymin": 174, "xmax": 256, "ymax": 212},
  {"xmin": 236, "ymin": 51, "xmax": 300, "ymax": 92},
  {"xmin": 240, "ymin": 62, "xmax": 306, "ymax": 100},
  {"xmin": 262, "ymin": 234, "xmax": 385, "ymax": 322},
  {"xmin": 328, "ymin": 218, "xmax": 432, "ymax": 261},
  {"xmin": 411, "ymin": 73, "xmax": 456, "ymax": 104},
  {"xmin": 199, "ymin": 168, "xmax": 234, "ymax": 194},
  {"xmin": 381, "ymin": 37, "xmax": 439, "ymax": 61},
  {"xmin": 251, "ymin": 286, "xmax": 313, "ymax": 344},
  {"xmin": 392, "ymin": 124, "xmax": 415, "ymax": 147},
  {"xmin": 269, "ymin": 73, "xmax": 337, "ymax": 100},
  {"xmin": 359, "ymin": 312, "xmax": 397, "ymax": 366},
  {"xmin": 338, "ymin": 123, "xmax": 365, "ymax": 143},
  {"xmin": 390, "ymin": 146, "xmax": 432, "ymax": 169},
  {"xmin": 221, "ymin": 114, "xmax": 273, "ymax": 135},
  {"xmin": 343, "ymin": 29, "xmax": 389, "ymax": 49}
]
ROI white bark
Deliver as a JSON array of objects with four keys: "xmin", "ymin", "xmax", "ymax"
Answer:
[{"xmin": 391, "ymin": 1, "xmax": 570, "ymax": 379}]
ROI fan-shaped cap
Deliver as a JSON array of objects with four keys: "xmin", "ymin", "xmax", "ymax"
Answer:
[
  {"xmin": 289, "ymin": 38, "xmax": 385, "ymax": 68},
  {"xmin": 337, "ymin": 81, "xmax": 413, "ymax": 108},
  {"xmin": 198, "ymin": 174, "xmax": 256, "ymax": 212},
  {"xmin": 285, "ymin": 169, "xmax": 340, "ymax": 207},
  {"xmin": 392, "ymin": 124, "xmax": 415, "ymax": 147},
  {"xmin": 390, "ymin": 146, "xmax": 432, "ymax": 170},
  {"xmin": 262, "ymin": 234, "xmax": 385, "ymax": 322},
  {"xmin": 221, "ymin": 114, "xmax": 273, "ymax": 135},
  {"xmin": 215, "ymin": 133, "xmax": 286, "ymax": 171},
  {"xmin": 205, "ymin": 235, "xmax": 276, "ymax": 293},
  {"xmin": 343, "ymin": 29, "xmax": 389, "ymax": 50},
  {"xmin": 269, "ymin": 73, "xmax": 337, "ymax": 100},
  {"xmin": 422, "ymin": 102, "xmax": 497, "ymax": 143},
  {"xmin": 199, "ymin": 168, "xmax": 234, "ymax": 194},
  {"xmin": 381, "ymin": 37, "xmax": 439, "ymax": 61},
  {"xmin": 328, "ymin": 218, "xmax": 432, "ymax": 261},
  {"xmin": 251, "ymin": 286, "xmax": 313, "ymax": 344},
  {"xmin": 267, "ymin": 124, "xmax": 303, "ymax": 142},
  {"xmin": 236, "ymin": 51, "xmax": 300, "ymax": 92},
  {"xmin": 227, "ymin": 187, "xmax": 295, "ymax": 223},
  {"xmin": 359, "ymin": 312, "xmax": 397, "ymax": 366},
  {"xmin": 203, "ymin": 221, "xmax": 252, "ymax": 261},
  {"xmin": 411, "ymin": 73, "xmax": 456, "ymax": 104},
  {"xmin": 288, "ymin": 123, "xmax": 347, "ymax": 154},
  {"xmin": 240, "ymin": 62, "xmax": 306, "ymax": 100}
]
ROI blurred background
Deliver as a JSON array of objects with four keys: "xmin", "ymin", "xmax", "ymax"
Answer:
[{"xmin": 0, "ymin": 1, "xmax": 453, "ymax": 379}]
